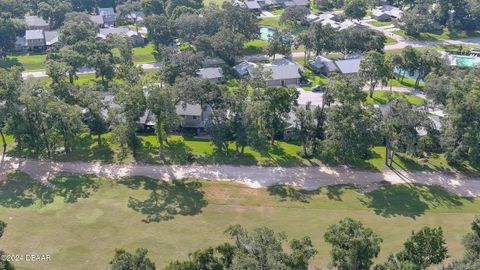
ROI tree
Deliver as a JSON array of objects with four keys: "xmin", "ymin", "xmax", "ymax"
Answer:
[
  {"xmin": 166, "ymin": 225, "xmax": 316, "ymax": 270},
  {"xmin": 415, "ymin": 48, "xmax": 446, "ymax": 89},
  {"xmin": 293, "ymin": 102, "xmax": 316, "ymax": 157},
  {"xmin": 0, "ymin": 221, "xmax": 15, "ymax": 270},
  {"xmin": 263, "ymin": 87, "xmax": 299, "ymax": 145},
  {"xmin": 265, "ymin": 31, "xmax": 292, "ymax": 60},
  {"xmin": 141, "ymin": 0, "xmax": 164, "ymax": 16},
  {"xmin": 324, "ymin": 218, "xmax": 382, "ymax": 270},
  {"xmin": 310, "ymin": 23, "xmax": 338, "ymax": 56},
  {"xmin": 400, "ymin": 227, "xmax": 448, "ymax": 269},
  {"xmin": 145, "ymin": 14, "xmax": 174, "ymax": 50},
  {"xmin": 88, "ymin": 41, "xmax": 115, "ymax": 86},
  {"xmin": 0, "ymin": 68, "xmax": 22, "ymax": 156},
  {"xmin": 76, "ymin": 87, "xmax": 109, "ymax": 145},
  {"xmin": 0, "ymin": 14, "xmax": 24, "ymax": 59},
  {"xmin": 37, "ymin": 0, "xmax": 72, "ymax": 28},
  {"xmin": 109, "ymin": 248, "xmax": 156, "ymax": 270},
  {"xmin": 145, "ymin": 84, "xmax": 179, "ymax": 158},
  {"xmin": 160, "ymin": 49, "xmax": 203, "ymax": 84},
  {"xmin": 382, "ymin": 99, "xmax": 432, "ymax": 167},
  {"xmin": 322, "ymin": 75, "xmax": 380, "ymax": 161},
  {"xmin": 399, "ymin": 4, "xmax": 437, "ymax": 36},
  {"xmin": 338, "ymin": 28, "xmax": 386, "ymax": 54},
  {"xmin": 424, "ymin": 73, "xmax": 452, "ymax": 107},
  {"xmin": 211, "ymin": 27, "xmax": 246, "ymax": 65},
  {"xmin": 280, "ymin": 6, "xmax": 309, "ymax": 26},
  {"xmin": 344, "ymin": 0, "xmax": 367, "ymax": 20},
  {"xmin": 60, "ymin": 12, "xmax": 97, "ymax": 46},
  {"xmin": 111, "ymin": 85, "xmax": 146, "ymax": 159},
  {"xmin": 441, "ymin": 71, "xmax": 480, "ymax": 163},
  {"xmin": 360, "ymin": 51, "xmax": 389, "ymax": 98},
  {"xmin": 462, "ymin": 216, "xmax": 480, "ymax": 267}
]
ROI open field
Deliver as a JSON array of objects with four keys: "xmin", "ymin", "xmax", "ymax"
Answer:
[
  {"xmin": 366, "ymin": 90, "xmax": 425, "ymax": 106},
  {"xmin": 393, "ymin": 28, "xmax": 480, "ymax": 42},
  {"xmin": 0, "ymin": 172, "xmax": 478, "ymax": 270},
  {"xmin": 0, "ymin": 52, "xmax": 47, "ymax": 71}
]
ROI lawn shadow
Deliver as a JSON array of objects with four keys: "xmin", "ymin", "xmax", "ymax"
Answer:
[
  {"xmin": 119, "ymin": 177, "xmax": 207, "ymax": 223},
  {"xmin": 52, "ymin": 134, "xmax": 114, "ymax": 163},
  {"xmin": 323, "ymin": 184, "xmax": 355, "ymax": 201},
  {"xmin": 267, "ymin": 185, "xmax": 319, "ymax": 203},
  {"xmin": 166, "ymin": 140, "xmax": 194, "ymax": 164},
  {"xmin": 0, "ymin": 57, "xmax": 23, "ymax": 70},
  {"xmin": 49, "ymin": 175, "xmax": 100, "ymax": 203},
  {"xmin": 0, "ymin": 171, "xmax": 54, "ymax": 208},
  {"xmin": 359, "ymin": 182, "xmax": 468, "ymax": 219}
]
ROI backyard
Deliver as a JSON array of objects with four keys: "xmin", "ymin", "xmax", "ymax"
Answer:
[{"xmin": 0, "ymin": 172, "xmax": 478, "ymax": 270}]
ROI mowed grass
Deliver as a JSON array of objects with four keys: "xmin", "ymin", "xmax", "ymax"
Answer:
[
  {"xmin": 0, "ymin": 172, "xmax": 478, "ymax": 270},
  {"xmin": 0, "ymin": 52, "xmax": 47, "ymax": 71},
  {"xmin": 366, "ymin": 90, "xmax": 425, "ymax": 106},
  {"xmin": 393, "ymin": 27, "xmax": 480, "ymax": 42}
]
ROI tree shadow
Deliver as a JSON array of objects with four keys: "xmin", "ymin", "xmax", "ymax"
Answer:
[
  {"xmin": 166, "ymin": 140, "xmax": 194, "ymax": 164},
  {"xmin": 119, "ymin": 177, "xmax": 207, "ymax": 223},
  {"xmin": 0, "ymin": 57, "xmax": 23, "ymax": 70},
  {"xmin": 323, "ymin": 184, "xmax": 355, "ymax": 201},
  {"xmin": 49, "ymin": 175, "xmax": 100, "ymax": 203},
  {"xmin": 359, "ymin": 182, "xmax": 468, "ymax": 219},
  {"xmin": 0, "ymin": 172, "xmax": 100, "ymax": 208},
  {"xmin": 52, "ymin": 134, "xmax": 114, "ymax": 163},
  {"xmin": 267, "ymin": 185, "xmax": 318, "ymax": 203},
  {"xmin": 0, "ymin": 172, "xmax": 54, "ymax": 208}
]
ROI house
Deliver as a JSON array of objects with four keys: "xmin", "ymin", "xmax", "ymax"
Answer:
[
  {"xmin": 44, "ymin": 30, "xmax": 61, "ymax": 47},
  {"xmin": 98, "ymin": 7, "xmax": 116, "ymax": 27},
  {"xmin": 96, "ymin": 27, "xmax": 145, "ymax": 45},
  {"xmin": 308, "ymin": 56, "xmax": 338, "ymax": 76},
  {"xmin": 371, "ymin": 5, "xmax": 403, "ymax": 21},
  {"xmin": 202, "ymin": 57, "xmax": 226, "ymax": 67},
  {"xmin": 233, "ymin": 61, "xmax": 258, "ymax": 77},
  {"xmin": 263, "ymin": 59, "xmax": 302, "ymax": 87},
  {"xmin": 283, "ymin": 0, "xmax": 309, "ymax": 6},
  {"xmin": 176, "ymin": 104, "xmax": 213, "ymax": 130},
  {"xmin": 89, "ymin": 15, "xmax": 104, "ymax": 27},
  {"xmin": 333, "ymin": 58, "xmax": 362, "ymax": 75},
  {"xmin": 25, "ymin": 16, "xmax": 49, "ymax": 30},
  {"xmin": 197, "ymin": 67, "xmax": 224, "ymax": 83},
  {"xmin": 126, "ymin": 11, "xmax": 145, "ymax": 23},
  {"xmin": 25, "ymin": 30, "xmax": 45, "ymax": 50}
]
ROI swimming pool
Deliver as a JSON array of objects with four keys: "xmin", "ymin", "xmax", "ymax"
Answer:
[
  {"xmin": 454, "ymin": 55, "xmax": 479, "ymax": 68},
  {"xmin": 260, "ymin": 27, "xmax": 275, "ymax": 41}
]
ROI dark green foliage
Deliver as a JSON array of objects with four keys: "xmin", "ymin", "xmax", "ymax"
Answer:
[{"xmin": 110, "ymin": 248, "xmax": 156, "ymax": 270}]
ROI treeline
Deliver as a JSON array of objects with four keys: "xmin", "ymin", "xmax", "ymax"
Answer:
[{"xmin": 105, "ymin": 216, "xmax": 480, "ymax": 270}]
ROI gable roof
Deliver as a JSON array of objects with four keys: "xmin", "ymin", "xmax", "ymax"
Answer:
[
  {"xmin": 98, "ymin": 7, "xmax": 115, "ymax": 15},
  {"xmin": 334, "ymin": 58, "xmax": 362, "ymax": 74},
  {"xmin": 26, "ymin": 30, "xmax": 44, "ymax": 40},
  {"xmin": 263, "ymin": 64, "xmax": 301, "ymax": 80},
  {"xmin": 372, "ymin": 5, "xmax": 402, "ymax": 19},
  {"xmin": 44, "ymin": 30, "xmax": 59, "ymax": 45},
  {"xmin": 90, "ymin": 15, "xmax": 104, "ymax": 25},
  {"xmin": 233, "ymin": 61, "xmax": 258, "ymax": 76},
  {"xmin": 309, "ymin": 56, "xmax": 337, "ymax": 71},
  {"xmin": 245, "ymin": 1, "xmax": 261, "ymax": 9},
  {"xmin": 197, "ymin": 67, "xmax": 223, "ymax": 79},
  {"xmin": 25, "ymin": 16, "xmax": 48, "ymax": 28},
  {"xmin": 176, "ymin": 104, "xmax": 203, "ymax": 116}
]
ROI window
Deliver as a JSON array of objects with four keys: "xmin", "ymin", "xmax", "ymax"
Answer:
[{"xmin": 192, "ymin": 116, "xmax": 198, "ymax": 120}]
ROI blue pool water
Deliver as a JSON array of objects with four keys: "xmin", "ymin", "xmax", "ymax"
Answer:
[{"xmin": 260, "ymin": 27, "xmax": 275, "ymax": 41}]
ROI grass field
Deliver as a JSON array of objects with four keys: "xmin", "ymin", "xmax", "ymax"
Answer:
[
  {"xmin": 393, "ymin": 28, "xmax": 480, "ymax": 42},
  {"xmin": 366, "ymin": 90, "xmax": 425, "ymax": 106},
  {"xmin": 0, "ymin": 52, "xmax": 47, "ymax": 71},
  {"xmin": 368, "ymin": 20, "xmax": 394, "ymax": 27},
  {"xmin": 0, "ymin": 172, "xmax": 478, "ymax": 270},
  {"xmin": 243, "ymin": 39, "xmax": 268, "ymax": 54}
]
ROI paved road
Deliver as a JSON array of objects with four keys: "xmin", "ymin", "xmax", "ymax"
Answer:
[{"xmin": 1, "ymin": 156, "xmax": 480, "ymax": 197}]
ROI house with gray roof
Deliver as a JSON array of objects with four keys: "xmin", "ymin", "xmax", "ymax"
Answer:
[
  {"xmin": 371, "ymin": 5, "xmax": 403, "ymax": 21},
  {"xmin": 98, "ymin": 7, "xmax": 117, "ymax": 27},
  {"xmin": 25, "ymin": 30, "xmax": 45, "ymax": 50},
  {"xmin": 25, "ymin": 16, "xmax": 49, "ymax": 30},
  {"xmin": 197, "ymin": 67, "xmax": 224, "ymax": 83},
  {"xmin": 89, "ymin": 15, "xmax": 104, "ymax": 27},
  {"xmin": 333, "ymin": 58, "xmax": 363, "ymax": 75},
  {"xmin": 263, "ymin": 59, "xmax": 302, "ymax": 87},
  {"xmin": 96, "ymin": 27, "xmax": 145, "ymax": 45},
  {"xmin": 233, "ymin": 61, "xmax": 258, "ymax": 77},
  {"xmin": 176, "ymin": 104, "xmax": 213, "ymax": 130},
  {"xmin": 309, "ymin": 56, "xmax": 338, "ymax": 76}
]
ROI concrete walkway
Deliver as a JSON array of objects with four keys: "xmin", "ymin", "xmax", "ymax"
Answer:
[{"xmin": 1, "ymin": 156, "xmax": 480, "ymax": 197}]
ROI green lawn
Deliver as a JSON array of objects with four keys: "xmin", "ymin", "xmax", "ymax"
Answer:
[
  {"xmin": 301, "ymin": 67, "xmax": 329, "ymax": 90},
  {"xmin": 366, "ymin": 90, "xmax": 425, "ymax": 106},
  {"xmin": 1, "ymin": 172, "xmax": 478, "ymax": 270},
  {"xmin": 393, "ymin": 27, "xmax": 480, "ymax": 42},
  {"xmin": 368, "ymin": 20, "xmax": 394, "ymax": 27},
  {"xmin": 385, "ymin": 36, "xmax": 398, "ymax": 45},
  {"xmin": 260, "ymin": 17, "xmax": 281, "ymax": 28},
  {"xmin": 132, "ymin": 43, "xmax": 157, "ymax": 63},
  {"xmin": 244, "ymin": 39, "xmax": 268, "ymax": 54},
  {"xmin": 0, "ymin": 52, "xmax": 47, "ymax": 71}
]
